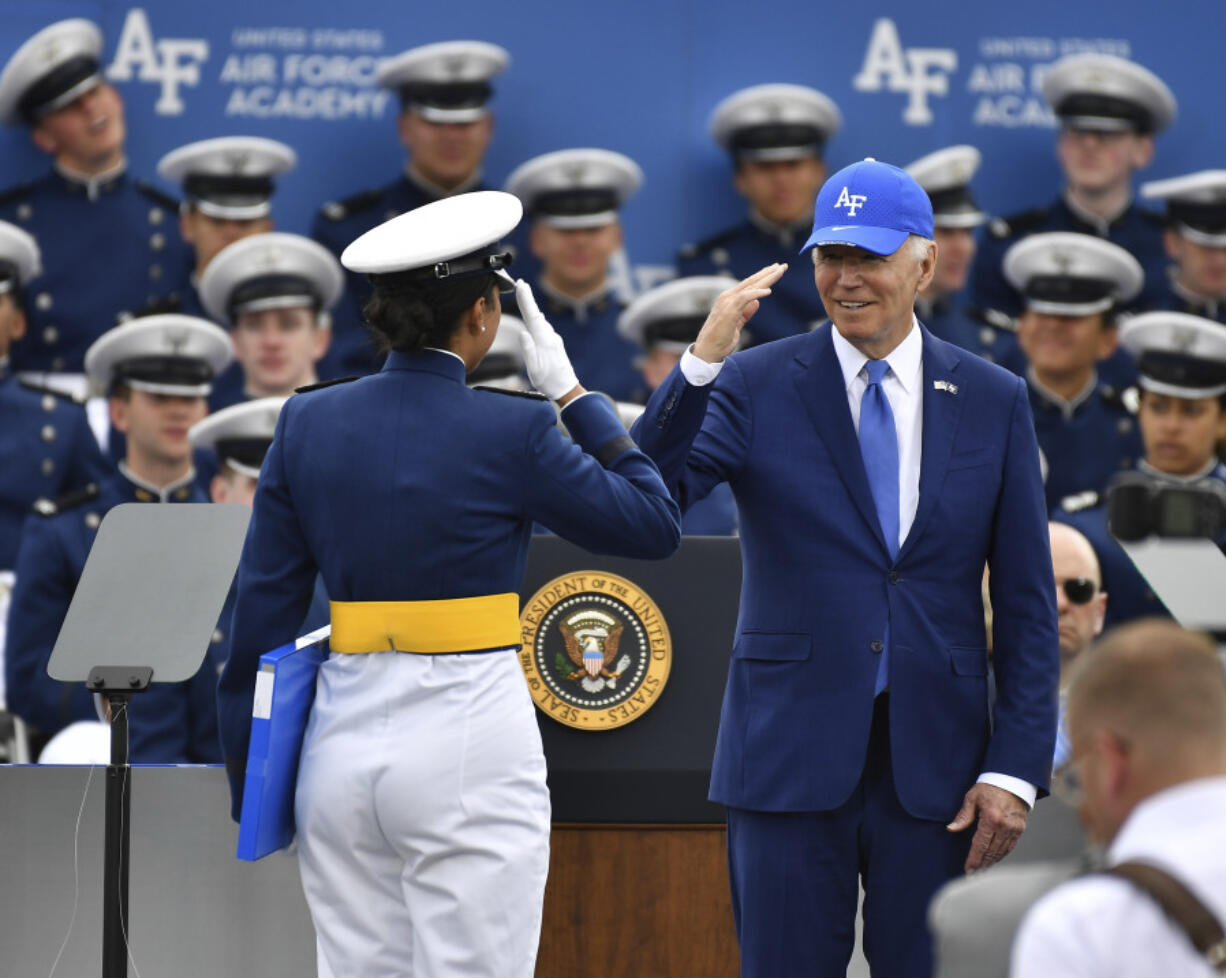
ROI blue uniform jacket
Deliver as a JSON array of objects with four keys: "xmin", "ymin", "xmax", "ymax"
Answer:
[
  {"xmin": 504, "ymin": 283, "xmax": 641, "ymax": 402},
  {"xmin": 217, "ymin": 349, "xmax": 681, "ymax": 815},
  {"xmin": 5, "ymin": 470, "xmax": 207, "ymax": 747},
  {"xmin": 311, "ymin": 175, "xmax": 486, "ymax": 379},
  {"xmin": 919, "ymin": 297, "xmax": 1023, "ymax": 372},
  {"xmin": 678, "ymin": 219, "xmax": 822, "ymax": 344},
  {"xmin": 1151, "ymin": 278, "xmax": 1226, "ymax": 324},
  {"xmin": 632, "ymin": 324, "xmax": 1058, "ymax": 821},
  {"xmin": 1028, "ymin": 378, "xmax": 1142, "ymax": 512},
  {"xmin": 0, "ymin": 366, "xmax": 110, "ymax": 569},
  {"xmin": 0, "ymin": 168, "xmax": 191, "ymax": 374}
]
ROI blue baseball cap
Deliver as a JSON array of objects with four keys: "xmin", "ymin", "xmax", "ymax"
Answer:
[{"xmin": 801, "ymin": 158, "xmax": 934, "ymax": 257}]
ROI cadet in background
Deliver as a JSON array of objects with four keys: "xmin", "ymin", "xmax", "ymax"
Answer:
[
  {"xmin": 312, "ymin": 40, "xmax": 509, "ymax": 379},
  {"xmin": 504, "ymin": 147, "xmax": 644, "ymax": 401},
  {"xmin": 678, "ymin": 83, "xmax": 840, "ymax": 344},
  {"xmin": 1140, "ymin": 170, "xmax": 1226, "ymax": 323},
  {"xmin": 1003, "ymin": 232, "xmax": 1144, "ymax": 510},
  {"xmin": 0, "ymin": 18, "xmax": 191, "ymax": 395}
]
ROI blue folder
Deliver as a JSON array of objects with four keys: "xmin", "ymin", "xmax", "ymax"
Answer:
[{"xmin": 236, "ymin": 626, "xmax": 331, "ymax": 861}]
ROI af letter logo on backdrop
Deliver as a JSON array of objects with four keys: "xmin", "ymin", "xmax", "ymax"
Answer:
[
  {"xmin": 853, "ymin": 18, "xmax": 957, "ymax": 125},
  {"xmin": 106, "ymin": 8, "xmax": 210, "ymax": 116}
]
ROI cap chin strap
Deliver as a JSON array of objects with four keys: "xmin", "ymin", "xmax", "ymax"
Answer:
[
  {"xmin": 1026, "ymin": 296, "xmax": 1115, "ymax": 317},
  {"xmin": 224, "ymin": 457, "xmax": 263, "ymax": 480},
  {"xmin": 124, "ymin": 378, "xmax": 212, "ymax": 397},
  {"xmin": 1176, "ymin": 223, "xmax": 1226, "ymax": 248},
  {"xmin": 539, "ymin": 211, "xmax": 619, "ymax": 230},
  {"xmin": 195, "ymin": 198, "xmax": 272, "ymax": 222}
]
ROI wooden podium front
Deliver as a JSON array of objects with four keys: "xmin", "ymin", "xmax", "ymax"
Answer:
[{"xmin": 518, "ymin": 538, "xmax": 742, "ymax": 977}]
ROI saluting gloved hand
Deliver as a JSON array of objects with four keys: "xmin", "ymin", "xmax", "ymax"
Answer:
[{"xmin": 515, "ymin": 279, "xmax": 580, "ymax": 402}]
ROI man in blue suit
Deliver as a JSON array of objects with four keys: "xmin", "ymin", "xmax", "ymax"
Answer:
[{"xmin": 634, "ymin": 159, "xmax": 1059, "ymax": 977}]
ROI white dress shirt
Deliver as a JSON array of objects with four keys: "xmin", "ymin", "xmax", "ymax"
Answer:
[
  {"xmin": 681, "ymin": 321, "xmax": 1036, "ymax": 808},
  {"xmin": 1011, "ymin": 776, "xmax": 1226, "ymax": 978}
]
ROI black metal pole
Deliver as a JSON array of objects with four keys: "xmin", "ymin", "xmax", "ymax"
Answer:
[{"xmin": 102, "ymin": 692, "xmax": 131, "ymax": 978}]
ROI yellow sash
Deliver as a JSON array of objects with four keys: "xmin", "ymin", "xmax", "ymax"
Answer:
[{"xmin": 329, "ymin": 593, "xmax": 520, "ymax": 654}]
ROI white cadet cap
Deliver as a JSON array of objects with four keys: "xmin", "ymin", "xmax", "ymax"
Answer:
[
  {"xmin": 1119, "ymin": 312, "xmax": 1226, "ymax": 399},
  {"xmin": 1141, "ymin": 171, "xmax": 1226, "ymax": 247},
  {"xmin": 157, "ymin": 137, "xmax": 297, "ymax": 221},
  {"xmin": 505, "ymin": 148, "xmax": 642, "ymax": 229},
  {"xmin": 904, "ymin": 145, "xmax": 986, "ymax": 229},
  {"xmin": 1041, "ymin": 53, "xmax": 1176, "ymax": 134},
  {"xmin": 84, "ymin": 315, "xmax": 233, "ymax": 398},
  {"xmin": 341, "ymin": 190, "xmax": 520, "ymax": 292},
  {"xmin": 376, "ymin": 40, "xmax": 509, "ymax": 123},
  {"xmin": 200, "ymin": 232, "xmax": 344, "ymax": 325},
  {"xmin": 189, "ymin": 396, "xmax": 288, "ymax": 479},
  {"xmin": 710, "ymin": 83, "xmax": 841, "ymax": 161},
  {"xmin": 618, "ymin": 276, "xmax": 736, "ymax": 353},
  {"xmin": 0, "ymin": 220, "xmax": 41, "ymax": 294},
  {"xmin": 0, "ymin": 18, "xmax": 103, "ymax": 126},
  {"xmin": 468, "ymin": 314, "xmax": 528, "ymax": 388},
  {"xmin": 1003, "ymin": 232, "xmax": 1144, "ymax": 316}
]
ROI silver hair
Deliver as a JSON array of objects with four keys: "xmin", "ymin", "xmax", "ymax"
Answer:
[{"xmin": 810, "ymin": 234, "xmax": 935, "ymax": 265}]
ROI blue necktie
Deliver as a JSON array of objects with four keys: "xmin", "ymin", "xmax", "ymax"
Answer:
[{"xmin": 859, "ymin": 359, "xmax": 899, "ymax": 695}]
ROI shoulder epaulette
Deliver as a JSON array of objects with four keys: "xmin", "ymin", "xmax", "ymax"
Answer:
[
  {"xmin": 678, "ymin": 225, "xmax": 741, "ymax": 260},
  {"xmin": 472, "ymin": 385, "xmax": 549, "ymax": 401},
  {"xmin": 0, "ymin": 181, "xmax": 35, "ymax": 209},
  {"xmin": 32, "ymin": 482, "xmax": 100, "ymax": 517},
  {"xmin": 319, "ymin": 189, "xmax": 383, "ymax": 222},
  {"xmin": 988, "ymin": 206, "xmax": 1052, "ymax": 240},
  {"xmin": 17, "ymin": 380, "xmax": 85, "ymax": 405},
  {"xmin": 295, "ymin": 376, "xmax": 357, "ymax": 394},
  {"xmin": 1060, "ymin": 489, "xmax": 1101, "ymax": 514},
  {"xmin": 134, "ymin": 179, "xmax": 180, "ymax": 211},
  {"xmin": 1100, "ymin": 384, "xmax": 1140, "ymax": 414},
  {"xmin": 964, "ymin": 306, "xmax": 1018, "ymax": 333}
]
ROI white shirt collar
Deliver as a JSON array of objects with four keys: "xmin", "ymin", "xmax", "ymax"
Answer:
[
  {"xmin": 831, "ymin": 315, "xmax": 923, "ymax": 394},
  {"xmin": 424, "ymin": 347, "xmax": 466, "ymax": 367},
  {"xmin": 1109, "ymin": 775, "xmax": 1226, "ymax": 864}
]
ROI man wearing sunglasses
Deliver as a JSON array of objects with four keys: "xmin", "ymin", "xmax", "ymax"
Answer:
[{"xmin": 1056, "ymin": 310, "xmax": 1226, "ymax": 628}]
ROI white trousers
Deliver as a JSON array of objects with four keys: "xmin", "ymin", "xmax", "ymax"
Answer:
[{"xmin": 296, "ymin": 649, "xmax": 550, "ymax": 978}]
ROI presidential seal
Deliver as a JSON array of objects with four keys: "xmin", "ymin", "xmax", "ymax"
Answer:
[{"xmin": 518, "ymin": 571, "xmax": 672, "ymax": 731}]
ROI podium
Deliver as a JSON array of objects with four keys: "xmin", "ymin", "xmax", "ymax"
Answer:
[{"xmin": 520, "ymin": 537, "xmax": 742, "ymax": 977}]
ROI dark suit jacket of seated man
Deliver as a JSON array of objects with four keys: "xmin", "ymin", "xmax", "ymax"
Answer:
[{"xmin": 632, "ymin": 159, "xmax": 1059, "ymax": 978}]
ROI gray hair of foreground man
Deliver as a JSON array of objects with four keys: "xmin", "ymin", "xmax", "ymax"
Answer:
[{"xmin": 1066, "ymin": 618, "xmax": 1226, "ymax": 844}]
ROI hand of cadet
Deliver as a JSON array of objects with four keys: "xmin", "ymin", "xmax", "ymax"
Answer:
[
  {"xmin": 515, "ymin": 279, "xmax": 582, "ymax": 404},
  {"xmin": 691, "ymin": 263, "xmax": 787, "ymax": 364},
  {"xmin": 947, "ymin": 782, "xmax": 1030, "ymax": 873}
]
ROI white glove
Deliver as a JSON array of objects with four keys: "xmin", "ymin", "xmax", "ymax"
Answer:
[{"xmin": 515, "ymin": 279, "xmax": 579, "ymax": 401}]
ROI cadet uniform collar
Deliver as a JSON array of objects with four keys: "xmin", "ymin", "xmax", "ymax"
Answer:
[
  {"xmin": 1028, "ymin": 366, "xmax": 1098, "ymax": 420},
  {"xmin": 54, "ymin": 157, "xmax": 128, "ymax": 202},
  {"xmin": 1138, "ymin": 457, "xmax": 1221, "ymax": 484},
  {"xmin": 1061, "ymin": 190, "xmax": 1132, "ymax": 237},
  {"xmin": 1169, "ymin": 270, "xmax": 1223, "ymax": 319},
  {"xmin": 747, "ymin": 208, "xmax": 811, "ymax": 247},
  {"xmin": 382, "ymin": 347, "xmax": 467, "ymax": 383},
  {"xmin": 404, "ymin": 165, "xmax": 482, "ymax": 201},
  {"xmin": 117, "ymin": 461, "xmax": 197, "ymax": 503},
  {"xmin": 538, "ymin": 277, "xmax": 612, "ymax": 323}
]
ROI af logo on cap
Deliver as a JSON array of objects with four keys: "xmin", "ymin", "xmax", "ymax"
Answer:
[
  {"xmin": 519, "ymin": 571, "xmax": 672, "ymax": 731},
  {"xmin": 835, "ymin": 186, "xmax": 868, "ymax": 217}
]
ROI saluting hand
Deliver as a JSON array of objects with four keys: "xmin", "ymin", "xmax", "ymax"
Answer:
[
  {"xmin": 691, "ymin": 263, "xmax": 787, "ymax": 364},
  {"xmin": 515, "ymin": 279, "xmax": 582, "ymax": 404}
]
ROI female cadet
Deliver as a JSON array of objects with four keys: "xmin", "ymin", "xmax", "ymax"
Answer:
[{"xmin": 216, "ymin": 191, "xmax": 680, "ymax": 978}]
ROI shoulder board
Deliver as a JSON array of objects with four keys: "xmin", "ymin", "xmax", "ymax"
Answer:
[
  {"xmin": 17, "ymin": 380, "xmax": 85, "ymax": 405},
  {"xmin": 472, "ymin": 386, "xmax": 549, "ymax": 401},
  {"xmin": 1099, "ymin": 384, "xmax": 1139, "ymax": 414},
  {"xmin": 1060, "ymin": 490, "xmax": 1101, "ymax": 514},
  {"xmin": 33, "ymin": 482, "xmax": 100, "ymax": 517},
  {"xmin": 319, "ymin": 188, "xmax": 383, "ymax": 222},
  {"xmin": 988, "ymin": 206, "xmax": 1052, "ymax": 240},
  {"xmin": 678, "ymin": 225, "xmax": 741, "ymax": 259},
  {"xmin": 963, "ymin": 306, "xmax": 1018, "ymax": 333},
  {"xmin": 134, "ymin": 179, "xmax": 180, "ymax": 211},
  {"xmin": 295, "ymin": 376, "xmax": 357, "ymax": 394},
  {"xmin": 0, "ymin": 181, "xmax": 35, "ymax": 208}
]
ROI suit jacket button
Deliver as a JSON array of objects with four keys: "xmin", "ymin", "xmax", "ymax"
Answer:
[
  {"xmin": 870, "ymin": 640, "xmax": 884, "ymax": 653},
  {"xmin": 888, "ymin": 571, "xmax": 900, "ymax": 584}
]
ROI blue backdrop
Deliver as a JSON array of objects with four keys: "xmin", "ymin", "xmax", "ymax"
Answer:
[{"xmin": 2, "ymin": 0, "xmax": 1224, "ymax": 291}]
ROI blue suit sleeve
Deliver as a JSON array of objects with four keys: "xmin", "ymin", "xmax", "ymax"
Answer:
[
  {"xmin": 522, "ymin": 394, "xmax": 681, "ymax": 558},
  {"xmin": 5, "ymin": 517, "xmax": 96, "ymax": 735},
  {"xmin": 216, "ymin": 405, "xmax": 319, "ymax": 817},
  {"xmin": 985, "ymin": 376, "xmax": 1061, "ymax": 793},
  {"xmin": 631, "ymin": 358, "xmax": 752, "ymax": 513}
]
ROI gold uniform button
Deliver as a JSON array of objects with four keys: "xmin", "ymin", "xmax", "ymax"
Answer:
[
  {"xmin": 211, "ymin": 629, "xmax": 224, "ymax": 645},
  {"xmin": 40, "ymin": 424, "xmax": 56, "ymax": 443},
  {"xmin": 16, "ymin": 203, "xmax": 32, "ymax": 221},
  {"xmin": 174, "ymin": 487, "xmax": 190, "ymax": 500},
  {"xmin": 41, "ymin": 458, "xmax": 55, "ymax": 476},
  {"xmin": 42, "ymin": 394, "xmax": 56, "ymax": 412},
  {"xmin": 150, "ymin": 233, "xmax": 165, "ymax": 251},
  {"xmin": 85, "ymin": 512, "xmax": 101, "ymax": 530},
  {"xmin": 134, "ymin": 488, "xmax": 155, "ymax": 502},
  {"xmin": 149, "ymin": 264, "xmax": 163, "ymax": 281},
  {"xmin": 51, "ymin": 356, "xmax": 65, "ymax": 370},
  {"xmin": 149, "ymin": 207, "xmax": 164, "ymax": 225},
  {"xmin": 43, "ymin": 325, "xmax": 58, "ymax": 344},
  {"xmin": 36, "ymin": 292, "xmax": 52, "ymax": 311}
]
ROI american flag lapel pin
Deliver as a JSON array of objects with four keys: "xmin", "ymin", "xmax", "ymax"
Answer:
[{"xmin": 933, "ymin": 379, "xmax": 959, "ymax": 395}]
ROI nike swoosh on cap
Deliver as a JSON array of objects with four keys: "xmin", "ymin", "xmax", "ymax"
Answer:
[{"xmin": 830, "ymin": 225, "xmax": 858, "ymax": 230}]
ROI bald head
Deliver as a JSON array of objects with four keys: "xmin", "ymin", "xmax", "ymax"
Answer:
[
  {"xmin": 1066, "ymin": 619, "xmax": 1226, "ymax": 842},
  {"xmin": 1049, "ymin": 522, "xmax": 1106, "ymax": 675}
]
